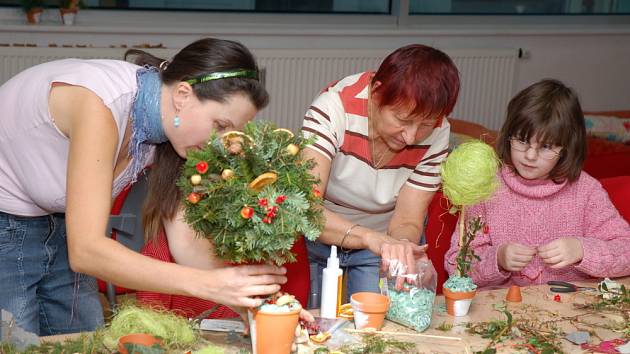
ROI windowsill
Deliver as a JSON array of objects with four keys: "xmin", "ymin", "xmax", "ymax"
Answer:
[{"xmin": 1, "ymin": 8, "xmax": 629, "ymax": 38}]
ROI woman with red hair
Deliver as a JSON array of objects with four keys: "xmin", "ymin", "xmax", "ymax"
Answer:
[{"xmin": 302, "ymin": 44, "xmax": 460, "ymax": 299}]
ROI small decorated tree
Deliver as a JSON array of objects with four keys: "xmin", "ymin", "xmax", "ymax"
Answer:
[
  {"xmin": 179, "ymin": 121, "xmax": 324, "ymax": 266},
  {"xmin": 179, "ymin": 121, "xmax": 324, "ymax": 354},
  {"xmin": 441, "ymin": 140, "xmax": 500, "ymax": 316}
]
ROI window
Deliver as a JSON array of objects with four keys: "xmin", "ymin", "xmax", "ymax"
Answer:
[
  {"xmin": 409, "ymin": 0, "xmax": 630, "ymax": 15},
  {"xmin": 2, "ymin": 0, "xmax": 391, "ymax": 13}
]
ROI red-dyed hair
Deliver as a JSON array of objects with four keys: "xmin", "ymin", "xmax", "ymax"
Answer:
[{"xmin": 371, "ymin": 44, "xmax": 460, "ymax": 122}]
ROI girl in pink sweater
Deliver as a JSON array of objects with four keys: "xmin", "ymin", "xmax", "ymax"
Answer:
[{"xmin": 445, "ymin": 79, "xmax": 630, "ymax": 288}]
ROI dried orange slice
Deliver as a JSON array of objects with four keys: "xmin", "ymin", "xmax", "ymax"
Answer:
[
  {"xmin": 273, "ymin": 128, "xmax": 295, "ymax": 137},
  {"xmin": 309, "ymin": 331, "xmax": 331, "ymax": 344},
  {"xmin": 221, "ymin": 131, "xmax": 252, "ymax": 147},
  {"xmin": 338, "ymin": 303, "xmax": 353, "ymax": 319},
  {"xmin": 248, "ymin": 172, "xmax": 278, "ymax": 192}
]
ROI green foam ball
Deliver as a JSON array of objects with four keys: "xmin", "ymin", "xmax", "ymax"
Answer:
[{"xmin": 441, "ymin": 140, "xmax": 500, "ymax": 207}]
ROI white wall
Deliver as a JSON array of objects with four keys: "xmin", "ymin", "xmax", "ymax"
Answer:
[{"xmin": 1, "ymin": 8, "xmax": 629, "ymax": 114}]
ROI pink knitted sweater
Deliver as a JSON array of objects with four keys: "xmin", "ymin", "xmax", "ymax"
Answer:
[{"xmin": 445, "ymin": 166, "xmax": 630, "ymax": 288}]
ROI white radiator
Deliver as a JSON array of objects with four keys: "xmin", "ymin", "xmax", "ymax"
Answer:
[{"xmin": 0, "ymin": 47, "xmax": 517, "ymax": 131}]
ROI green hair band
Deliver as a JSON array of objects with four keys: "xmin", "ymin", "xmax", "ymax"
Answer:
[
  {"xmin": 441, "ymin": 140, "xmax": 501, "ymax": 207},
  {"xmin": 185, "ymin": 69, "xmax": 258, "ymax": 85}
]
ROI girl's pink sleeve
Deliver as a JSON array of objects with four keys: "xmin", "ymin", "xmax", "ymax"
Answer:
[
  {"xmin": 444, "ymin": 203, "xmax": 510, "ymax": 287},
  {"xmin": 574, "ymin": 184, "xmax": 630, "ymax": 278}
]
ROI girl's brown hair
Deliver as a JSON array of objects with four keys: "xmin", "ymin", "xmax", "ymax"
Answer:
[
  {"xmin": 125, "ymin": 38, "xmax": 269, "ymax": 240},
  {"xmin": 496, "ymin": 79, "xmax": 586, "ymax": 183}
]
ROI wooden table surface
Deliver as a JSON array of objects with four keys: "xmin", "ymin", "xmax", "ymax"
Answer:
[
  {"xmin": 43, "ymin": 277, "xmax": 629, "ymax": 354},
  {"xmin": 201, "ymin": 277, "xmax": 630, "ymax": 353}
]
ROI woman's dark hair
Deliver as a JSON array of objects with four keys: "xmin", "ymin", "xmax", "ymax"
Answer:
[
  {"xmin": 127, "ymin": 38, "xmax": 269, "ymax": 239},
  {"xmin": 496, "ymin": 79, "xmax": 586, "ymax": 183}
]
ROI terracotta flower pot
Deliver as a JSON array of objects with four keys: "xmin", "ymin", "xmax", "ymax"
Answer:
[
  {"xmin": 350, "ymin": 292, "xmax": 390, "ymax": 330},
  {"xmin": 505, "ymin": 285, "xmax": 522, "ymax": 302},
  {"xmin": 443, "ymin": 287, "xmax": 476, "ymax": 316},
  {"xmin": 117, "ymin": 333, "xmax": 162, "ymax": 354},
  {"xmin": 248, "ymin": 306, "xmax": 301, "ymax": 354},
  {"xmin": 26, "ymin": 8, "xmax": 43, "ymax": 24},
  {"xmin": 59, "ymin": 8, "xmax": 78, "ymax": 25}
]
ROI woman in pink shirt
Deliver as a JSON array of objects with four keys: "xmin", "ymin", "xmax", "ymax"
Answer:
[{"xmin": 445, "ymin": 79, "xmax": 630, "ymax": 288}]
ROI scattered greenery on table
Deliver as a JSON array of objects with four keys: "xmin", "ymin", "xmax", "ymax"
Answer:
[
  {"xmin": 574, "ymin": 283, "xmax": 629, "ymax": 338},
  {"xmin": 467, "ymin": 304, "xmax": 564, "ymax": 354},
  {"xmin": 336, "ymin": 334, "xmax": 416, "ymax": 354}
]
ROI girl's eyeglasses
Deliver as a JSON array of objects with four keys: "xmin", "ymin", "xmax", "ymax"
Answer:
[{"xmin": 509, "ymin": 137, "xmax": 562, "ymax": 160}]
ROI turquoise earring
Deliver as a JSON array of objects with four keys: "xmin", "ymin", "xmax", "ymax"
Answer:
[{"xmin": 174, "ymin": 115, "xmax": 181, "ymax": 128}]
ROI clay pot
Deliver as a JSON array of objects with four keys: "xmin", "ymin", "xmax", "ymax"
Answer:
[
  {"xmin": 505, "ymin": 285, "xmax": 522, "ymax": 302},
  {"xmin": 117, "ymin": 333, "xmax": 162, "ymax": 354},
  {"xmin": 26, "ymin": 8, "xmax": 43, "ymax": 24},
  {"xmin": 248, "ymin": 306, "xmax": 301, "ymax": 354},
  {"xmin": 443, "ymin": 287, "xmax": 476, "ymax": 316},
  {"xmin": 350, "ymin": 292, "xmax": 390, "ymax": 330},
  {"xmin": 59, "ymin": 8, "xmax": 78, "ymax": 25}
]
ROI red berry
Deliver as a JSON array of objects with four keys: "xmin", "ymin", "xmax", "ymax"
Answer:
[
  {"xmin": 195, "ymin": 161, "xmax": 209, "ymax": 174},
  {"xmin": 483, "ymin": 224, "xmax": 490, "ymax": 234},
  {"xmin": 258, "ymin": 198, "xmax": 268, "ymax": 207},
  {"xmin": 262, "ymin": 217, "xmax": 272, "ymax": 224},
  {"xmin": 312, "ymin": 189, "xmax": 322, "ymax": 199},
  {"xmin": 268, "ymin": 206, "xmax": 278, "ymax": 213},
  {"xmin": 187, "ymin": 193, "xmax": 201, "ymax": 204},
  {"xmin": 240, "ymin": 206, "xmax": 254, "ymax": 219},
  {"xmin": 275, "ymin": 195, "xmax": 287, "ymax": 204}
]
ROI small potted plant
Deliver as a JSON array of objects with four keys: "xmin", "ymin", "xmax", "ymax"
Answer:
[
  {"xmin": 21, "ymin": 0, "xmax": 45, "ymax": 24},
  {"xmin": 440, "ymin": 141, "xmax": 499, "ymax": 316},
  {"xmin": 59, "ymin": 0, "xmax": 85, "ymax": 25},
  {"xmin": 179, "ymin": 121, "xmax": 324, "ymax": 354}
]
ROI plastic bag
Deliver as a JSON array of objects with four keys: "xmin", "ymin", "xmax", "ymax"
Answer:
[{"xmin": 380, "ymin": 258, "xmax": 437, "ymax": 332}]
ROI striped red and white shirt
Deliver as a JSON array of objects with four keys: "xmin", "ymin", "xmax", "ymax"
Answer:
[{"xmin": 301, "ymin": 72, "xmax": 450, "ymax": 233}]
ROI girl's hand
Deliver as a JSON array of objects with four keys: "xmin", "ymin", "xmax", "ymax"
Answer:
[
  {"xmin": 538, "ymin": 237, "xmax": 584, "ymax": 268},
  {"xmin": 497, "ymin": 243, "xmax": 536, "ymax": 272},
  {"xmin": 194, "ymin": 264, "xmax": 287, "ymax": 308}
]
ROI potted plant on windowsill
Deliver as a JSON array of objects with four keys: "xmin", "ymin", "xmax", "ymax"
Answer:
[
  {"xmin": 179, "ymin": 121, "xmax": 324, "ymax": 354},
  {"xmin": 59, "ymin": 0, "xmax": 85, "ymax": 25},
  {"xmin": 21, "ymin": 0, "xmax": 45, "ymax": 24},
  {"xmin": 440, "ymin": 141, "xmax": 500, "ymax": 316}
]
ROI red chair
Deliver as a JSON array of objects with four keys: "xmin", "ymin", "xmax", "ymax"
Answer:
[
  {"xmin": 424, "ymin": 191, "xmax": 459, "ymax": 294},
  {"xmin": 600, "ymin": 176, "xmax": 630, "ymax": 222},
  {"xmin": 98, "ymin": 172, "xmax": 150, "ymax": 308}
]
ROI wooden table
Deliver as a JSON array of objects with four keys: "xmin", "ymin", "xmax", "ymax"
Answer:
[
  {"xmin": 42, "ymin": 278, "xmax": 629, "ymax": 353},
  {"xmin": 203, "ymin": 278, "xmax": 629, "ymax": 353}
]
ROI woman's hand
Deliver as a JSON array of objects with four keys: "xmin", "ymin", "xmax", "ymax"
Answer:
[
  {"xmin": 538, "ymin": 237, "xmax": 583, "ymax": 269},
  {"xmin": 193, "ymin": 264, "xmax": 287, "ymax": 308},
  {"xmin": 364, "ymin": 234, "xmax": 428, "ymax": 288},
  {"xmin": 497, "ymin": 243, "xmax": 536, "ymax": 272}
]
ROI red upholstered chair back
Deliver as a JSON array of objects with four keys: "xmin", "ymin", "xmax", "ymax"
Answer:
[
  {"xmin": 600, "ymin": 176, "xmax": 630, "ymax": 223},
  {"xmin": 424, "ymin": 191, "xmax": 459, "ymax": 294}
]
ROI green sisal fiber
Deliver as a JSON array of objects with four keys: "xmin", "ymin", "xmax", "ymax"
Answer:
[
  {"xmin": 441, "ymin": 140, "xmax": 500, "ymax": 207},
  {"xmin": 102, "ymin": 304, "xmax": 198, "ymax": 349}
]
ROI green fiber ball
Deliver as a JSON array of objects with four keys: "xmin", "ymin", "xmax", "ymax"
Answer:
[{"xmin": 441, "ymin": 140, "xmax": 500, "ymax": 206}]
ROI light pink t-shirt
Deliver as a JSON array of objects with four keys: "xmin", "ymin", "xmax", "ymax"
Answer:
[{"xmin": 0, "ymin": 59, "xmax": 154, "ymax": 216}]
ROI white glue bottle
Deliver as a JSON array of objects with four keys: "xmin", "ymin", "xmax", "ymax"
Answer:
[{"xmin": 320, "ymin": 245, "xmax": 343, "ymax": 318}]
